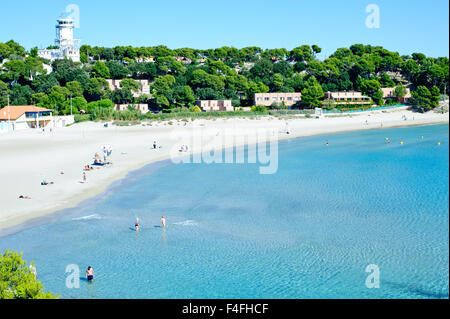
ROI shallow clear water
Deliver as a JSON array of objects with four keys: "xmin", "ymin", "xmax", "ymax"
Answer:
[{"xmin": 1, "ymin": 124, "xmax": 448, "ymax": 299}]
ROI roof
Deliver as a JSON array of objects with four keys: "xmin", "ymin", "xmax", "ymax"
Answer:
[{"xmin": 0, "ymin": 105, "xmax": 53, "ymax": 121}]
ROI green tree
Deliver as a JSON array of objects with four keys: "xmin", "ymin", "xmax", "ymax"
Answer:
[
  {"xmin": 312, "ymin": 45, "xmax": 322, "ymax": 56},
  {"xmin": 66, "ymin": 81, "xmax": 84, "ymax": 97},
  {"xmin": 110, "ymin": 89, "xmax": 133, "ymax": 104},
  {"xmin": 92, "ymin": 62, "xmax": 111, "ymax": 78},
  {"xmin": 10, "ymin": 85, "xmax": 33, "ymax": 105},
  {"xmin": 31, "ymin": 92, "xmax": 50, "ymax": 107},
  {"xmin": 0, "ymin": 80, "xmax": 10, "ymax": 107},
  {"xmin": 290, "ymin": 45, "xmax": 313, "ymax": 62},
  {"xmin": 360, "ymin": 79, "xmax": 383, "ymax": 105},
  {"xmin": 300, "ymin": 77, "xmax": 324, "ymax": 108},
  {"xmin": 0, "ymin": 250, "xmax": 58, "ymax": 299},
  {"xmin": 411, "ymin": 86, "xmax": 440, "ymax": 111},
  {"xmin": 394, "ymin": 84, "xmax": 407, "ymax": 100},
  {"xmin": 105, "ymin": 61, "xmax": 130, "ymax": 79},
  {"xmin": 272, "ymin": 73, "xmax": 284, "ymax": 92},
  {"xmin": 174, "ymin": 85, "xmax": 195, "ymax": 107},
  {"xmin": 119, "ymin": 78, "xmax": 141, "ymax": 93},
  {"xmin": 86, "ymin": 78, "xmax": 110, "ymax": 101}
]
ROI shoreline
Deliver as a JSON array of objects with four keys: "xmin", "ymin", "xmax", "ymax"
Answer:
[{"xmin": 0, "ymin": 108, "xmax": 448, "ymax": 235}]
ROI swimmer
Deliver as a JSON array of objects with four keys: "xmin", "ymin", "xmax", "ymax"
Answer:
[
  {"xmin": 161, "ymin": 216, "xmax": 166, "ymax": 228},
  {"xmin": 86, "ymin": 266, "xmax": 94, "ymax": 282},
  {"xmin": 326, "ymin": 141, "xmax": 329, "ymax": 147},
  {"xmin": 135, "ymin": 218, "xmax": 140, "ymax": 231}
]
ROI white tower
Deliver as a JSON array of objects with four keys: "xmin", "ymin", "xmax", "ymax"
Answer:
[
  {"xmin": 38, "ymin": 17, "xmax": 81, "ymax": 62},
  {"xmin": 55, "ymin": 18, "xmax": 80, "ymax": 62}
]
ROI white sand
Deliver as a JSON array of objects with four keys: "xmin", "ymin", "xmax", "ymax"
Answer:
[{"xmin": 0, "ymin": 107, "xmax": 448, "ymax": 232}]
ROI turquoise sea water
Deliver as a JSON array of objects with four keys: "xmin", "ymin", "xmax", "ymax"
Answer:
[{"xmin": 0, "ymin": 124, "xmax": 448, "ymax": 299}]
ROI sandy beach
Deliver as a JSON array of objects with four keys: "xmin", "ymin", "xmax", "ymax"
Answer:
[{"xmin": 0, "ymin": 107, "xmax": 448, "ymax": 233}]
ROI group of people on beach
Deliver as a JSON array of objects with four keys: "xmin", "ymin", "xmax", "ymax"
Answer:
[{"xmin": 179, "ymin": 145, "xmax": 189, "ymax": 152}]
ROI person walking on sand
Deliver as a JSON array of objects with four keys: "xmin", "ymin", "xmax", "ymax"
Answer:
[
  {"xmin": 161, "ymin": 216, "xmax": 166, "ymax": 228},
  {"xmin": 86, "ymin": 266, "xmax": 94, "ymax": 282},
  {"xmin": 153, "ymin": 141, "xmax": 157, "ymax": 149},
  {"xmin": 83, "ymin": 172, "xmax": 87, "ymax": 183}
]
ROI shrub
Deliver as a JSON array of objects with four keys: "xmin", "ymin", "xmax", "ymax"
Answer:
[{"xmin": 0, "ymin": 250, "xmax": 58, "ymax": 299}]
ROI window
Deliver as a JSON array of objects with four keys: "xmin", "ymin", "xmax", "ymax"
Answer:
[
  {"xmin": 272, "ymin": 97, "xmax": 277, "ymax": 101},
  {"xmin": 294, "ymin": 97, "xmax": 299, "ymax": 101},
  {"xmin": 257, "ymin": 97, "xmax": 262, "ymax": 101},
  {"xmin": 264, "ymin": 97, "xmax": 269, "ymax": 101},
  {"xmin": 287, "ymin": 97, "xmax": 292, "ymax": 101},
  {"xmin": 280, "ymin": 97, "xmax": 284, "ymax": 101}
]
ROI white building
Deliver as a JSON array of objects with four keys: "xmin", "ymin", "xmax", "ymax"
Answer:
[
  {"xmin": 196, "ymin": 100, "xmax": 234, "ymax": 112},
  {"xmin": 106, "ymin": 79, "xmax": 151, "ymax": 98},
  {"xmin": 115, "ymin": 104, "xmax": 149, "ymax": 114},
  {"xmin": 0, "ymin": 105, "xmax": 53, "ymax": 132},
  {"xmin": 38, "ymin": 18, "xmax": 81, "ymax": 63}
]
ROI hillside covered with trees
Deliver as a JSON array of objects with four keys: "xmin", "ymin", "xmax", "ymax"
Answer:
[{"xmin": 0, "ymin": 41, "xmax": 448, "ymax": 116}]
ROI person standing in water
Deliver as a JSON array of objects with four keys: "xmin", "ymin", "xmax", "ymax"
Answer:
[
  {"xmin": 135, "ymin": 218, "xmax": 140, "ymax": 231},
  {"xmin": 86, "ymin": 266, "xmax": 94, "ymax": 282},
  {"xmin": 161, "ymin": 216, "xmax": 166, "ymax": 228}
]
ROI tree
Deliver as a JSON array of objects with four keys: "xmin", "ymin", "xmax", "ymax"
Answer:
[
  {"xmin": 151, "ymin": 75, "xmax": 176, "ymax": 96},
  {"xmin": 0, "ymin": 43, "xmax": 12, "ymax": 62},
  {"xmin": 62, "ymin": 96, "xmax": 87, "ymax": 115},
  {"xmin": 92, "ymin": 62, "xmax": 111, "ymax": 78},
  {"xmin": 360, "ymin": 79, "xmax": 383, "ymax": 105},
  {"xmin": 174, "ymin": 85, "xmax": 195, "ymax": 107},
  {"xmin": 31, "ymin": 92, "xmax": 50, "ymax": 107},
  {"xmin": 379, "ymin": 73, "xmax": 395, "ymax": 87},
  {"xmin": 249, "ymin": 59, "xmax": 273, "ymax": 85},
  {"xmin": 0, "ymin": 80, "xmax": 10, "ymax": 107},
  {"xmin": 312, "ymin": 45, "xmax": 322, "ymax": 56},
  {"xmin": 32, "ymin": 74, "xmax": 60, "ymax": 94},
  {"xmin": 105, "ymin": 61, "xmax": 130, "ymax": 79},
  {"xmin": 394, "ymin": 84, "xmax": 407, "ymax": 100},
  {"xmin": 290, "ymin": 45, "xmax": 313, "ymax": 62},
  {"xmin": 119, "ymin": 78, "xmax": 141, "ymax": 93},
  {"xmin": 0, "ymin": 250, "xmax": 58, "ymax": 299},
  {"xmin": 86, "ymin": 99, "xmax": 114, "ymax": 113},
  {"xmin": 410, "ymin": 86, "xmax": 440, "ymax": 111},
  {"xmin": 110, "ymin": 89, "xmax": 133, "ymax": 104},
  {"xmin": 155, "ymin": 94, "xmax": 170, "ymax": 109},
  {"xmin": 196, "ymin": 87, "xmax": 224, "ymax": 100},
  {"xmin": 322, "ymin": 99, "xmax": 335, "ymax": 110},
  {"xmin": 300, "ymin": 77, "xmax": 324, "ymax": 108},
  {"xmin": 66, "ymin": 81, "xmax": 84, "ymax": 97},
  {"xmin": 10, "ymin": 85, "xmax": 33, "ymax": 105},
  {"xmin": 86, "ymin": 78, "xmax": 110, "ymax": 101}
]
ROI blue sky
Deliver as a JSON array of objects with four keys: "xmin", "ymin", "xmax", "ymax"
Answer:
[{"xmin": 0, "ymin": 0, "xmax": 448, "ymax": 58}]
